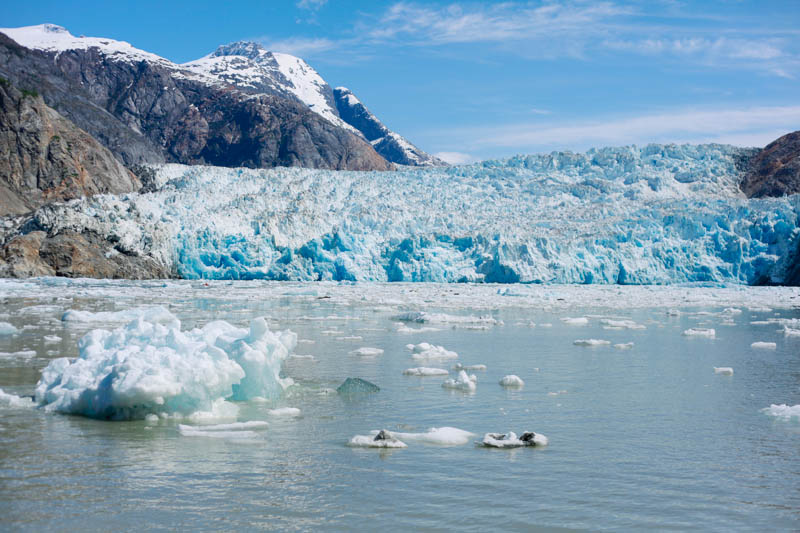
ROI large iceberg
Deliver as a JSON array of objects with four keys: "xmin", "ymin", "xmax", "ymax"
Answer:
[
  {"xmin": 31, "ymin": 143, "xmax": 800, "ymax": 284},
  {"xmin": 35, "ymin": 312, "xmax": 296, "ymax": 420}
]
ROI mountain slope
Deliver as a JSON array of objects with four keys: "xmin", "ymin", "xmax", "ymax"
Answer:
[
  {"xmin": 0, "ymin": 24, "xmax": 390, "ymax": 172},
  {"xmin": 740, "ymin": 130, "xmax": 800, "ymax": 197}
]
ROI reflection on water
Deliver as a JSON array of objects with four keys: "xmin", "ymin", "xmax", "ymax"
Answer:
[{"xmin": 0, "ymin": 280, "xmax": 799, "ymax": 531}]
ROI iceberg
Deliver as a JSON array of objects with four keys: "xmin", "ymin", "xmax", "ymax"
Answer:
[
  {"xmin": 28, "ymin": 143, "xmax": 800, "ymax": 284},
  {"xmin": 499, "ymin": 375, "xmax": 525, "ymax": 387},
  {"xmin": 34, "ymin": 312, "xmax": 296, "ymax": 420},
  {"xmin": 442, "ymin": 370, "xmax": 477, "ymax": 392}
]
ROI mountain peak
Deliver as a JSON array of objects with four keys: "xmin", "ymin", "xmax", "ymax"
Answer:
[{"xmin": 212, "ymin": 41, "xmax": 270, "ymax": 60}]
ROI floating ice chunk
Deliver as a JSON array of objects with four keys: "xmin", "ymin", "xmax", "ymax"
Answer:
[
  {"xmin": 547, "ymin": 390, "xmax": 567, "ymax": 396},
  {"xmin": 561, "ymin": 317, "xmax": 589, "ymax": 326},
  {"xmin": 406, "ymin": 342, "xmax": 458, "ymax": 360},
  {"xmin": 452, "ymin": 363, "xmax": 487, "ymax": 371},
  {"xmin": 750, "ymin": 341, "xmax": 776, "ymax": 350},
  {"xmin": 288, "ymin": 354, "xmax": 316, "ymax": 361},
  {"xmin": 178, "ymin": 427, "xmax": 258, "ymax": 439},
  {"xmin": 538, "ymin": 323, "xmax": 553, "ymax": 328},
  {"xmin": 267, "ymin": 407, "xmax": 301, "ymax": 417},
  {"xmin": 379, "ymin": 427, "xmax": 475, "ymax": 446},
  {"xmin": 61, "ymin": 306, "xmax": 179, "ymax": 327},
  {"xmin": 0, "ymin": 388, "xmax": 34, "ymax": 408},
  {"xmin": 297, "ymin": 339, "xmax": 316, "ymax": 344},
  {"xmin": 336, "ymin": 377, "xmax": 380, "ymax": 394},
  {"xmin": 336, "ymin": 335, "xmax": 363, "ymax": 341},
  {"xmin": 0, "ymin": 322, "xmax": 18, "ymax": 335},
  {"xmin": 713, "ymin": 367, "xmax": 734, "ymax": 375},
  {"xmin": 783, "ymin": 327, "xmax": 800, "ymax": 337},
  {"xmin": 348, "ymin": 430, "xmax": 407, "ymax": 448},
  {"xmin": 179, "ymin": 421, "xmax": 269, "ymax": 431},
  {"xmin": 749, "ymin": 307, "xmax": 772, "ymax": 313},
  {"xmin": 600, "ymin": 319, "xmax": 645, "ymax": 330},
  {"xmin": 613, "ymin": 342, "xmax": 634, "ymax": 349},
  {"xmin": 761, "ymin": 404, "xmax": 800, "ymax": 420},
  {"xmin": 34, "ymin": 316, "xmax": 296, "ymax": 420},
  {"xmin": 666, "ymin": 309, "xmax": 681, "ymax": 316},
  {"xmin": 394, "ymin": 312, "xmax": 501, "ymax": 327},
  {"xmin": 442, "ymin": 370, "xmax": 477, "ymax": 392},
  {"xmin": 43, "ymin": 335, "xmax": 62, "ymax": 343},
  {"xmin": 478, "ymin": 431, "xmax": 548, "ymax": 448},
  {"xmin": 351, "ymin": 347, "xmax": 384, "ymax": 356},
  {"xmin": 573, "ymin": 339, "xmax": 611, "ymax": 346},
  {"xmin": 145, "ymin": 413, "xmax": 159, "ymax": 423},
  {"xmin": 394, "ymin": 324, "xmax": 441, "ymax": 334},
  {"xmin": 499, "ymin": 375, "xmax": 524, "ymax": 387},
  {"xmin": 682, "ymin": 328, "xmax": 716, "ymax": 338},
  {"xmin": 722, "ymin": 308, "xmax": 742, "ymax": 315},
  {"xmin": 0, "ymin": 350, "xmax": 36, "ymax": 359},
  {"xmin": 403, "ymin": 367, "xmax": 449, "ymax": 376}
]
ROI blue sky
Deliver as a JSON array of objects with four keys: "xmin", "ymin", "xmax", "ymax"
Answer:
[{"xmin": 4, "ymin": 1, "xmax": 799, "ymax": 162}]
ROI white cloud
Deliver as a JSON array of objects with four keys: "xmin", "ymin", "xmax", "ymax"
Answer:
[
  {"xmin": 260, "ymin": 37, "xmax": 340, "ymax": 57},
  {"xmin": 434, "ymin": 151, "xmax": 477, "ymax": 165},
  {"xmin": 296, "ymin": 0, "xmax": 327, "ymax": 11},
  {"xmin": 458, "ymin": 106, "xmax": 800, "ymax": 152}
]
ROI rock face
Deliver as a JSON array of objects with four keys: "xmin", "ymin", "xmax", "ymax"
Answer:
[
  {"xmin": 0, "ymin": 25, "xmax": 391, "ymax": 171},
  {"xmin": 740, "ymin": 130, "xmax": 800, "ymax": 198},
  {"xmin": 0, "ymin": 79, "xmax": 139, "ymax": 216},
  {"xmin": 334, "ymin": 87, "xmax": 445, "ymax": 167}
]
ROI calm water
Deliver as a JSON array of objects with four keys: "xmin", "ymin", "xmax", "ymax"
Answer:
[{"xmin": 0, "ymin": 280, "xmax": 798, "ymax": 531}]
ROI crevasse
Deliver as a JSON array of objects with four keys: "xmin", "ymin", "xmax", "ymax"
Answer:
[{"xmin": 40, "ymin": 143, "xmax": 800, "ymax": 284}]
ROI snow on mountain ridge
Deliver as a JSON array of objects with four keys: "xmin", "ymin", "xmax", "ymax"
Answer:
[{"xmin": 29, "ymin": 143, "xmax": 800, "ymax": 284}]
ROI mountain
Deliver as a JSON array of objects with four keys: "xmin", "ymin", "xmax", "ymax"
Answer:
[
  {"xmin": 183, "ymin": 41, "xmax": 443, "ymax": 166},
  {"xmin": 0, "ymin": 24, "xmax": 391, "ymax": 172},
  {"xmin": 739, "ymin": 130, "xmax": 800, "ymax": 198},
  {"xmin": 0, "ymin": 77, "xmax": 139, "ymax": 216},
  {"xmin": 333, "ymin": 87, "xmax": 444, "ymax": 166}
]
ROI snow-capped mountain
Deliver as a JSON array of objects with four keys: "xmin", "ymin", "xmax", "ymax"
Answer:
[
  {"xmin": 183, "ymin": 41, "xmax": 443, "ymax": 166},
  {"xmin": 0, "ymin": 24, "xmax": 392, "ymax": 171}
]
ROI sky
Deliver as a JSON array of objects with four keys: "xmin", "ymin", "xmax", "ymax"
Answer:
[{"xmin": 3, "ymin": 0, "xmax": 799, "ymax": 163}]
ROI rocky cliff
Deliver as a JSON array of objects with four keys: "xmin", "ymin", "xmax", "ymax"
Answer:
[
  {"xmin": 739, "ymin": 130, "xmax": 800, "ymax": 198},
  {"xmin": 0, "ymin": 78, "xmax": 139, "ymax": 216}
]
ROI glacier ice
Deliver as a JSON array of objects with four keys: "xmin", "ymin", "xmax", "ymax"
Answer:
[
  {"xmin": 403, "ymin": 367, "xmax": 449, "ymax": 376},
  {"xmin": 750, "ymin": 341, "xmax": 777, "ymax": 349},
  {"xmin": 713, "ymin": 367, "xmax": 734, "ymax": 375},
  {"xmin": 442, "ymin": 370, "xmax": 477, "ymax": 392},
  {"xmin": 31, "ymin": 143, "xmax": 800, "ymax": 284},
  {"xmin": 0, "ymin": 322, "xmax": 18, "ymax": 335},
  {"xmin": 761, "ymin": 404, "xmax": 800, "ymax": 421},
  {"xmin": 499, "ymin": 375, "xmax": 525, "ymax": 387},
  {"xmin": 34, "ymin": 312, "xmax": 296, "ymax": 420},
  {"xmin": 478, "ymin": 431, "xmax": 548, "ymax": 448}
]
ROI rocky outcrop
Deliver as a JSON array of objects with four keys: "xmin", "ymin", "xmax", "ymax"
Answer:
[
  {"xmin": 740, "ymin": 130, "xmax": 800, "ymax": 198},
  {"xmin": 334, "ymin": 87, "xmax": 444, "ymax": 166},
  {"xmin": 0, "ymin": 26, "xmax": 391, "ymax": 171},
  {"xmin": 0, "ymin": 79, "xmax": 139, "ymax": 216}
]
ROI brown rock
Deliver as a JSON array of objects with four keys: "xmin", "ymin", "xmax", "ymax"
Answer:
[{"xmin": 740, "ymin": 130, "xmax": 800, "ymax": 198}]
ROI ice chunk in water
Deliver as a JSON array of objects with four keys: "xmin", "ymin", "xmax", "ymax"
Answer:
[
  {"xmin": 442, "ymin": 370, "xmax": 477, "ymax": 392},
  {"xmin": 761, "ymin": 404, "xmax": 800, "ymax": 420},
  {"xmin": 348, "ymin": 430, "xmax": 407, "ymax": 448},
  {"xmin": 406, "ymin": 342, "xmax": 458, "ymax": 360},
  {"xmin": 750, "ymin": 341, "xmax": 776, "ymax": 350},
  {"xmin": 713, "ymin": 367, "xmax": 734, "ymax": 375},
  {"xmin": 573, "ymin": 339, "xmax": 611, "ymax": 346},
  {"xmin": 267, "ymin": 407, "xmax": 301, "ymax": 417},
  {"xmin": 0, "ymin": 322, "xmax": 18, "ymax": 335},
  {"xmin": 452, "ymin": 363, "xmax": 487, "ymax": 371},
  {"xmin": 499, "ymin": 375, "xmax": 524, "ymax": 387},
  {"xmin": 613, "ymin": 342, "xmax": 634, "ymax": 349},
  {"xmin": 377, "ymin": 427, "xmax": 475, "ymax": 446},
  {"xmin": 561, "ymin": 317, "xmax": 589, "ymax": 326},
  {"xmin": 351, "ymin": 347, "xmax": 384, "ymax": 356},
  {"xmin": 34, "ymin": 314, "xmax": 295, "ymax": 420},
  {"xmin": 336, "ymin": 377, "xmax": 380, "ymax": 394},
  {"xmin": 478, "ymin": 431, "xmax": 548, "ymax": 448},
  {"xmin": 682, "ymin": 328, "xmax": 716, "ymax": 338},
  {"xmin": 0, "ymin": 388, "xmax": 34, "ymax": 408},
  {"xmin": 403, "ymin": 367, "xmax": 449, "ymax": 376}
]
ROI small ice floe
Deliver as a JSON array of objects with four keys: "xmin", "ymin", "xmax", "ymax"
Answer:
[
  {"xmin": 538, "ymin": 323, "xmax": 553, "ymax": 328},
  {"xmin": 406, "ymin": 342, "xmax": 458, "ymax": 360},
  {"xmin": 288, "ymin": 354, "xmax": 316, "ymax": 361},
  {"xmin": 394, "ymin": 311, "xmax": 501, "ymax": 327},
  {"xmin": 337, "ymin": 335, "xmax": 363, "ymax": 341},
  {"xmin": 478, "ymin": 431, "xmax": 548, "ymax": 448},
  {"xmin": 403, "ymin": 367, "xmax": 449, "ymax": 376},
  {"xmin": 321, "ymin": 329, "xmax": 341, "ymax": 335},
  {"xmin": 547, "ymin": 390, "xmax": 567, "ymax": 396},
  {"xmin": 784, "ymin": 327, "xmax": 800, "ymax": 337},
  {"xmin": 442, "ymin": 370, "xmax": 477, "ymax": 392},
  {"xmin": 666, "ymin": 309, "xmax": 681, "ymax": 316},
  {"xmin": 43, "ymin": 335, "xmax": 61, "ymax": 343},
  {"xmin": 336, "ymin": 377, "xmax": 380, "ymax": 394},
  {"xmin": 761, "ymin": 404, "xmax": 800, "ymax": 421},
  {"xmin": 0, "ymin": 388, "xmax": 34, "ymax": 408},
  {"xmin": 499, "ymin": 375, "xmax": 524, "ymax": 387},
  {"xmin": 267, "ymin": 407, "xmax": 301, "ymax": 417},
  {"xmin": 452, "ymin": 363, "xmax": 487, "ymax": 371},
  {"xmin": 561, "ymin": 317, "xmax": 589, "ymax": 326},
  {"xmin": 0, "ymin": 350, "xmax": 36, "ymax": 359},
  {"xmin": 722, "ymin": 308, "xmax": 742, "ymax": 315},
  {"xmin": 613, "ymin": 342, "xmax": 634, "ymax": 349},
  {"xmin": 751, "ymin": 341, "xmax": 777, "ymax": 350},
  {"xmin": 713, "ymin": 367, "xmax": 734, "ymax": 376},
  {"xmin": 351, "ymin": 347, "xmax": 384, "ymax": 357},
  {"xmin": 394, "ymin": 323, "xmax": 441, "ymax": 334},
  {"xmin": 381, "ymin": 427, "xmax": 475, "ymax": 445},
  {"xmin": 297, "ymin": 339, "xmax": 316, "ymax": 345},
  {"xmin": 348, "ymin": 430, "xmax": 407, "ymax": 448},
  {"xmin": 573, "ymin": 339, "xmax": 611, "ymax": 346},
  {"xmin": 0, "ymin": 322, "xmax": 19, "ymax": 335},
  {"xmin": 61, "ymin": 306, "xmax": 178, "ymax": 326},
  {"xmin": 749, "ymin": 307, "xmax": 772, "ymax": 313},
  {"xmin": 600, "ymin": 319, "xmax": 645, "ymax": 330},
  {"xmin": 178, "ymin": 421, "xmax": 268, "ymax": 439},
  {"xmin": 682, "ymin": 328, "xmax": 716, "ymax": 338}
]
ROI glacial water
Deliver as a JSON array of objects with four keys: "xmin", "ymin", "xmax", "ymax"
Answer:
[{"xmin": 1, "ymin": 279, "xmax": 798, "ymax": 531}]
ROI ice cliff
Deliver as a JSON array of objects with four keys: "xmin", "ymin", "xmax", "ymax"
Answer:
[{"xmin": 24, "ymin": 143, "xmax": 800, "ymax": 284}]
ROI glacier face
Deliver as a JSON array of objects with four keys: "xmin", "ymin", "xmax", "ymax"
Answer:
[{"xmin": 34, "ymin": 143, "xmax": 800, "ymax": 284}]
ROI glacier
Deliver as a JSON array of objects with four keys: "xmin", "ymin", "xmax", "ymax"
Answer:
[{"xmin": 30, "ymin": 143, "xmax": 800, "ymax": 284}]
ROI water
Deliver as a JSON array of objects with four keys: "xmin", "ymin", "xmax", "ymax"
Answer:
[{"xmin": 1, "ymin": 280, "xmax": 798, "ymax": 531}]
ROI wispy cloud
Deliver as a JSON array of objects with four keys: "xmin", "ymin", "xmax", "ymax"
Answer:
[
  {"xmin": 296, "ymin": 0, "xmax": 327, "ymax": 11},
  {"xmin": 260, "ymin": 36, "xmax": 342, "ymax": 57},
  {"xmin": 447, "ymin": 106, "xmax": 800, "ymax": 152},
  {"xmin": 434, "ymin": 151, "xmax": 477, "ymax": 165}
]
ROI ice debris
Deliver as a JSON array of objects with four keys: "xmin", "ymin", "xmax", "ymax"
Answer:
[
  {"xmin": 713, "ymin": 367, "xmax": 734, "ymax": 375},
  {"xmin": 351, "ymin": 347, "xmax": 384, "ymax": 356},
  {"xmin": 761, "ymin": 404, "xmax": 800, "ymax": 421},
  {"xmin": 452, "ymin": 363, "xmax": 487, "ymax": 371},
  {"xmin": 600, "ymin": 319, "xmax": 645, "ymax": 330},
  {"xmin": 395, "ymin": 312, "xmax": 500, "ymax": 326},
  {"xmin": 34, "ymin": 313, "xmax": 296, "ymax": 420},
  {"xmin": 613, "ymin": 342, "xmax": 634, "ymax": 349},
  {"xmin": 178, "ymin": 421, "xmax": 268, "ymax": 439},
  {"xmin": 478, "ymin": 431, "xmax": 548, "ymax": 448},
  {"xmin": 61, "ymin": 306, "xmax": 178, "ymax": 326},
  {"xmin": 377, "ymin": 427, "xmax": 475, "ymax": 446},
  {"xmin": 750, "ymin": 341, "xmax": 777, "ymax": 350},
  {"xmin": 267, "ymin": 407, "xmax": 301, "ymax": 417},
  {"xmin": 406, "ymin": 342, "xmax": 458, "ymax": 360},
  {"xmin": 403, "ymin": 367, "xmax": 449, "ymax": 376},
  {"xmin": 336, "ymin": 377, "xmax": 380, "ymax": 394},
  {"xmin": 561, "ymin": 317, "xmax": 589, "ymax": 326},
  {"xmin": 0, "ymin": 322, "xmax": 18, "ymax": 335},
  {"xmin": 499, "ymin": 375, "xmax": 525, "ymax": 387},
  {"xmin": 348, "ymin": 430, "xmax": 407, "ymax": 448},
  {"xmin": 442, "ymin": 370, "xmax": 477, "ymax": 392},
  {"xmin": 682, "ymin": 328, "xmax": 716, "ymax": 338},
  {"xmin": 573, "ymin": 339, "xmax": 611, "ymax": 346},
  {"xmin": 0, "ymin": 388, "xmax": 34, "ymax": 408}
]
